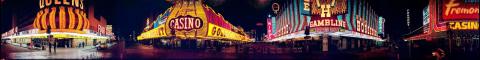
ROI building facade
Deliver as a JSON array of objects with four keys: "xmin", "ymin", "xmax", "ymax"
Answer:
[
  {"xmin": 137, "ymin": 0, "xmax": 251, "ymax": 48},
  {"xmin": 266, "ymin": 0, "xmax": 385, "ymax": 52},
  {"xmin": 405, "ymin": 0, "xmax": 479, "ymax": 59},
  {"xmin": 1, "ymin": 0, "xmax": 115, "ymax": 49}
]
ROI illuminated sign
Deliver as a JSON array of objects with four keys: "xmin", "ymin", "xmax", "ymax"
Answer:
[
  {"xmin": 422, "ymin": 6, "xmax": 430, "ymax": 33},
  {"xmin": 207, "ymin": 23, "xmax": 248, "ymax": 41},
  {"xmin": 137, "ymin": 24, "xmax": 167, "ymax": 40},
  {"xmin": 311, "ymin": 0, "xmax": 347, "ymax": 16},
  {"xmin": 33, "ymin": 9, "xmax": 89, "ymax": 33},
  {"xmin": 272, "ymin": 3, "xmax": 280, "ymax": 14},
  {"xmin": 39, "ymin": 0, "xmax": 84, "ymax": 9},
  {"xmin": 355, "ymin": 15, "xmax": 375, "ymax": 35},
  {"xmin": 301, "ymin": 0, "xmax": 311, "ymax": 15},
  {"xmin": 443, "ymin": 0, "xmax": 479, "ymax": 20},
  {"xmin": 423, "ymin": 6, "xmax": 430, "ymax": 25},
  {"xmin": 98, "ymin": 25, "xmax": 105, "ymax": 34},
  {"xmin": 168, "ymin": 16, "xmax": 203, "ymax": 30},
  {"xmin": 378, "ymin": 17, "xmax": 384, "ymax": 34},
  {"xmin": 267, "ymin": 16, "xmax": 273, "ymax": 39},
  {"xmin": 448, "ymin": 21, "xmax": 479, "ymax": 30},
  {"xmin": 310, "ymin": 19, "xmax": 346, "ymax": 27},
  {"xmin": 1, "ymin": 27, "xmax": 18, "ymax": 38}
]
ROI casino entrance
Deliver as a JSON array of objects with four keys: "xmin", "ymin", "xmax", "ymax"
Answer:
[{"xmin": 56, "ymin": 38, "xmax": 73, "ymax": 48}]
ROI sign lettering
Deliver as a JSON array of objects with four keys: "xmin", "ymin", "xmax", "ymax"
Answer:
[
  {"xmin": 39, "ymin": 0, "xmax": 84, "ymax": 9},
  {"xmin": 443, "ymin": 0, "xmax": 479, "ymax": 20},
  {"xmin": 168, "ymin": 16, "xmax": 203, "ymax": 31},
  {"xmin": 211, "ymin": 27, "xmax": 225, "ymax": 37},
  {"xmin": 449, "ymin": 21, "xmax": 479, "ymax": 30},
  {"xmin": 311, "ymin": 0, "xmax": 347, "ymax": 16},
  {"xmin": 310, "ymin": 19, "xmax": 346, "ymax": 27}
]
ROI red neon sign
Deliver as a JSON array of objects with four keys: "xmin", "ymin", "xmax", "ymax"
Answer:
[
  {"xmin": 442, "ymin": 0, "xmax": 479, "ymax": 20},
  {"xmin": 267, "ymin": 18, "xmax": 273, "ymax": 39}
]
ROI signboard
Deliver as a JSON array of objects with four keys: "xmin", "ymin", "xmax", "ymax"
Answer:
[
  {"xmin": 378, "ymin": 17, "xmax": 384, "ymax": 34},
  {"xmin": 442, "ymin": 0, "xmax": 479, "ymax": 20},
  {"xmin": 272, "ymin": 3, "xmax": 280, "ymax": 14},
  {"xmin": 448, "ymin": 21, "xmax": 479, "ymax": 30},
  {"xmin": 168, "ymin": 15, "xmax": 203, "ymax": 31},
  {"xmin": 309, "ymin": 0, "xmax": 347, "ymax": 32},
  {"xmin": 207, "ymin": 23, "xmax": 248, "ymax": 41},
  {"xmin": 311, "ymin": 0, "xmax": 347, "ymax": 16},
  {"xmin": 137, "ymin": 24, "xmax": 167, "ymax": 40},
  {"xmin": 423, "ymin": 6, "xmax": 430, "ymax": 25},
  {"xmin": 267, "ymin": 16, "xmax": 273, "ymax": 39},
  {"xmin": 301, "ymin": 0, "xmax": 311, "ymax": 15},
  {"xmin": 310, "ymin": 18, "xmax": 346, "ymax": 27},
  {"xmin": 39, "ymin": 0, "xmax": 84, "ymax": 9}
]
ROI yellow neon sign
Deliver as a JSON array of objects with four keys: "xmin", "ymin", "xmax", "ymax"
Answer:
[
  {"xmin": 207, "ymin": 23, "xmax": 249, "ymax": 41},
  {"xmin": 449, "ymin": 21, "xmax": 479, "ymax": 30},
  {"xmin": 34, "ymin": 6, "xmax": 88, "ymax": 34},
  {"xmin": 138, "ymin": 24, "xmax": 167, "ymax": 40}
]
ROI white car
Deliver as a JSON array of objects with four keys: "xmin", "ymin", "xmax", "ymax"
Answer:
[{"xmin": 96, "ymin": 43, "xmax": 108, "ymax": 50}]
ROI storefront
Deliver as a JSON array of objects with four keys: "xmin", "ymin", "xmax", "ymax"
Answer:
[
  {"xmin": 265, "ymin": 0, "xmax": 384, "ymax": 52},
  {"xmin": 1, "ymin": 0, "xmax": 114, "ymax": 49},
  {"xmin": 405, "ymin": 0, "xmax": 479, "ymax": 59},
  {"xmin": 137, "ymin": 0, "xmax": 251, "ymax": 48}
]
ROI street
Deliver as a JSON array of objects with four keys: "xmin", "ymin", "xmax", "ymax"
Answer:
[
  {"xmin": 1, "ymin": 43, "xmax": 116, "ymax": 59},
  {"xmin": 122, "ymin": 42, "xmax": 398, "ymax": 60},
  {"xmin": 0, "ymin": 41, "xmax": 400, "ymax": 59}
]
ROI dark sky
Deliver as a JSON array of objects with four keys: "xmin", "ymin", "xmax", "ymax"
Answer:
[
  {"xmin": 367, "ymin": 0, "xmax": 428, "ymax": 40},
  {"xmin": 1, "ymin": 0, "xmax": 428, "ymax": 41}
]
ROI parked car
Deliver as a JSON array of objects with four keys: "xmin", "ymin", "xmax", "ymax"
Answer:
[{"xmin": 96, "ymin": 43, "xmax": 108, "ymax": 50}]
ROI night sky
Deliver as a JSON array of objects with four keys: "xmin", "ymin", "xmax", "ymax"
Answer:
[{"xmin": 1, "ymin": 0, "xmax": 428, "ymax": 41}]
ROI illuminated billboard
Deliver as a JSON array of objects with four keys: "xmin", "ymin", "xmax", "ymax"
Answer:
[
  {"xmin": 311, "ymin": 0, "xmax": 347, "ymax": 16},
  {"xmin": 309, "ymin": 0, "xmax": 348, "ymax": 32},
  {"xmin": 267, "ymin": 16, "xmax": 273, "ymax": 39},
  {"xmin": 207, "ymin": 23, "xmax": 249, "ymax": 41},
  {"xmin": 138, "ymin": 0, "xmax": 250, "ymax": 42},
  {"xmin": 168, "ymin": 16, "xmax": 204, "ymax": 31},
  {"xmin": 137, "ymin": 24, "xmax": 167, "ymax": 40},
  {"xmin": 34, "ymin": 0, "xmax": 89, "ymax": 34},
  {"xmin": 442, "ymin": 0, "xmax": 479, "ymax": 20},
  {"xmin": 448, "ymin": 21, "xmax": 479, "ymax": 30},
  {"xmin": 378, "ymin": 17, "xmax": 384, "ymax": 34}
]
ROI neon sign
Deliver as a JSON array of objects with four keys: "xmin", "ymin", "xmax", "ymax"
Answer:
[
  {"xmin": 137, "ymin": 24, "xmax": 167, "ymax": 40},
  {"xmin": 207, "ymin": 24, "xmax": 249, "ymax": 41},
  {"xmin": 311, "ymin": 0, "xmax": 347, "ymax": 16},
  {"xmin": 302, "ymin": 0, "xmax": 311, "ymax": 15},
  {"xmin": 310, "ymin": 19, "xmax": 346, "ymax": 27},
  {"xmin": 272, "ymin": 3, "xmax": 280, "ymax": 14},
  {"xmin": 449, "ymin": 21, "xmax": 479, "ymax": 30},
  {"xmin": 168, "ymin": 16, "xmax": 203, "ymax": 30},
  {"xmin": 210, "ymin": 26, "xmax": 225, "ymax": 37},
  {"xmin": 39, "ymin": 0, "xmax": 84, "ymax": 9},
  {"xmin": 443, "ymin": 0, "xmax": 479, "ymax": 20}
]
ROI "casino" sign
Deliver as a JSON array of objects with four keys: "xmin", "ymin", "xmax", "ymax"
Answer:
[
  {"xmin": 168, "ymin": 16, "xmax": 203, "ymax": 31},
  {"xmin": 449, "ymin": 21, "xmax": 479, "ymax": 30}
]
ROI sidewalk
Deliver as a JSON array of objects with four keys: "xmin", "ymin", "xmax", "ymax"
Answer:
[{"xmin": 1, "ymin": 44, "xmax": 45, "ymax": 59}]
